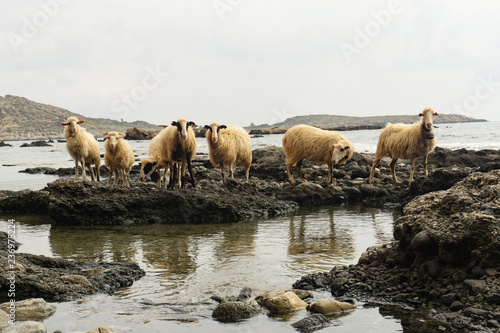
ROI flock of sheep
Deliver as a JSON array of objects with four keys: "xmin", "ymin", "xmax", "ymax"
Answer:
[{"xmin": 59, "ymin": 107, "xmax": 438, "ymax": 189}]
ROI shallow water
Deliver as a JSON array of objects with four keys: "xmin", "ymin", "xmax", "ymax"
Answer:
[{"xmin": 1, "ymin": 205, "xmax": 406, "ymax": 332}]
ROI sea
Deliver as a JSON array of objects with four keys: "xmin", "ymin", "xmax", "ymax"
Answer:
[{"xmin": 0, "ymin": 121, "xmax": 498, "ymax": 332}]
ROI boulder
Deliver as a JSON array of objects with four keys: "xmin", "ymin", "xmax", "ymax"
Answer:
[
  {"xmin": 291, "ymin": 313, "xmax": 331, "ymax": 332},
  {"xmin": 212, "ymin": 301, "xmax": 261, "ymax": 322},
  {"xmin": 0, "ymin": 298, "xmax": 56, "ymax": 321},
  {"xmin": 2, "ymin": 321, "xmax": 47, "ymax": 333},
  {"xmin": 306, "ymin": 299, "xmax": 356, "ymax": 315},
  {"xmin": 255, "ymin": 290, "xmax": 308, "ymax": 314},
  {"xmin": 86, "ymin": 326, "xmax": 114, "ymax": 333}
]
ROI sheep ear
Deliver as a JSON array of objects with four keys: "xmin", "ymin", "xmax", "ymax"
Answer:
[
  {"xmin": 77, "ymin": 120, "xmax": 85, "ymax": 124},
  {"xmin": 102, "ymin": 132, "xmax": 108, "ymax": 137},
  {"xmin": 203, "ymin": 125, "xmax": 211, "ymax": 130},
  {"xmin": 60, "ymin": 122, "xmax": 68, "ymax": 126},
  {"xmin": 434, "ymin": 112, "xmax": 439, "ymax": 116},
  {"xmin": 118, "ymin": 132, "xmax": 126, "ymax": 137},
  {"xmin": 187, "ymin": 121, "xmax": 196, "ymax": 127},
  {"xmin": 344, "ymin": 146, "xmax": 350, "ymax": 150},
  {"xmin": 219, "ymin": 125, "xmax": 227, "ymax": 130},
  {"xmin": 171, "ymin": 121, "xmax": 178, "ymax": 126},
  {"xmin": 418, "ymin": 113, "xmax": 424, "ymax": 117}
]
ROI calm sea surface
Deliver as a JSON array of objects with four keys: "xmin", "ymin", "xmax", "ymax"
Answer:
[{"xmin": 0, "ymin": 121, "xmax": 497, "ymax": 332}]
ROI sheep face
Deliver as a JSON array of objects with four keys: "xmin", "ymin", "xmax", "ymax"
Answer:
[
  {"xmin": 419, "ymin": 107, "xmax": 439, "ymax": 133},
  {"xmin": 60, "ymin": 117, "xmax": 84, "ymax": 135},
  {"xmin": 139, "ymin": 159, "xmax": 158, "ymax": 182},
  {"xmin": 103, "ymin": 131, "xmax": 125, "ymax": 150},
  {"xmin": 332, "ymin": 143, "xmax": 351, "ymax": 165},
  {"xmin": 203, "ymin": 123, "xmax": 227, "ymax": 144},
  {"xmin": 172, "ymin": 119, "xmax": 196, "ymax": 141}
]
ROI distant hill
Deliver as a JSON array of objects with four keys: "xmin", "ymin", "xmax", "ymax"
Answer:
[
  {"xmin": 0, "ymin": 95, "xmax": 159, "ymax": 140},
  {"xmin": 248, "ymin": 113, "xmax": 487, "ymax": 130}
]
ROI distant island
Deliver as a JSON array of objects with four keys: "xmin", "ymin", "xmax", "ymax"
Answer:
[
  {"xmin": 0, "ymin": 95, "xmax": 159, "ymax": 141},
  {"xmin": 0, "ymin": 95, "xmax": 488, "ymax": 140},
  {"xmin": 246, "ymin": 113, "xmax": 487, "ymax": 131}
]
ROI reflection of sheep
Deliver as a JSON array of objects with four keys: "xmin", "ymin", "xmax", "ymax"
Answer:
[
  {"xmin": 204, "ymin": 122, "xmax": 252, "ymax": 182},
  {"xmin": 139, "ymin": 127, "xmax": 170, "ymax": 187},
  {"xmin": 60, "ymin": 117, "xmax": 101, "ymax": 181},
  {"xmin": 103, "ymin": 131, "xmax": 135, "ymax": 187},
  {"xmin": 282, "ymin": 125, "xmax": 353, "ymax": 186},
  {"xmin": 369, "ymin": 107, "xmax": 438, "ymax": 184},
  {"xmin": 160, "ymin": 118, "xmax": 197, "ymax": 188}
]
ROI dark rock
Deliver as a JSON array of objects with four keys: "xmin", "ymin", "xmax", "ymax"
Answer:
[
  {"xmin": 20, "ymin": 140, "xmax": 52, "ymax": 147},
  {"xmin": 450, "ymin": 300, "xmax": 465, "ymax": 312},
  {"xmin": 124, "ymin": 127, "xmax": 160, "ymax": 140},
  {"xmin": 291, "ymin": 313, "xmax": 331, "ymax": 332},
  {"xmin": 0, "ymin": 141, "xmax": 12, "ymax": 147},
  {"xmin": 212, "ymin": 301, "xmax": 260, "ymax": 322}
]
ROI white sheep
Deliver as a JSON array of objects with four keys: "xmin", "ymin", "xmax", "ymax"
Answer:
[
  {"xmin": 368, "ymin": 107, "xmax": 438, "ymax": 185},
  {"xmin": 60, "ymin": 116, "xmax": 101, "ymax": 181},
  {"xmin": 159, "ymin": 118, "xmax": 197, "ymax": 188},
  {"xmin": 139, "ymin": 127, "xmax": 170, "ymax": 187},
  {"xmin": 203, "ymin": 122, "xmax": 252, "ymax": 182},
  {"xmin": 282, "ymin": 124, "xmax": 354, "ymax": 187},
  {"xmin": 103, "ymin": 131, "xmax": 135, "ymax": 187}
]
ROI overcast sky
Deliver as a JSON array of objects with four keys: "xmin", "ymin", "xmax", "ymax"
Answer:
[{"xmin": 1, "ymin": 1, "xmax": 500, "ymax": 127}]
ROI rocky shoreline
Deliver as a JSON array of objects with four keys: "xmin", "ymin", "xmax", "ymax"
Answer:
[
  {"xmin": 293, "ymin": 170, "xmax": 500, "ymax": 332},
  {"xmin": 1, "ymin": 146, "xmax": 499, "ymax": 331}
]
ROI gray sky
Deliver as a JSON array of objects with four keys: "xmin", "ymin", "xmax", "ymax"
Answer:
[{"xmin": 1, "ymin": 0, "xmax": 500, "ymax": 127}]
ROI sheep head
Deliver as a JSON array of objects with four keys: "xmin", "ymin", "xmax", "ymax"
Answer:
[
  {"xmin": 203, "ymin": 122, "xmax": 227, "ymax": 144},
  {"xmin": 103, "ymin": 131, "xmax": 125, "ymax": 150},
  {"xmin": 419, "ymin": 107, "xmax": 439, "ymax": 133},
  {"xmin": 60, "ymin": 117, "xmax": 84, "ymax": 135},
  {"xmin": 172, "ymin": 119, "xmax": 196, "ymax": 141},
  {"xmin": 139, "ymin": 158, "xmax": 158, "ymax": 182},
  {"xmin": 332, "ymin": 142, "xmax": 352, "ymax": 165}
]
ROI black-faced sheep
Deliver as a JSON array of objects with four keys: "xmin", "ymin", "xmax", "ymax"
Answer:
[
  {"xmin": 282, "ymin": 124, "xmax": 354, "ymax": 187},
  {"xmin": 139, "ymin": 127, "xmax": 170, "ymax": 187},
  {"xmin": 103, "ymin": 131, "xmax": 135, "ymax": 187},
  {"xmin": 60, "ymin": 116, "xmax": 101, "ymax": 181},
  {"xmin": 203, "ymin": 122, "xmax": 252, "ymax": 182},
  {"xmin": 159, "ymin": 118, "xmax": 197, "ymax": 188},
  {"xmin": 368, "ymin": 107, "xmax": 438, "ymax": 185}
]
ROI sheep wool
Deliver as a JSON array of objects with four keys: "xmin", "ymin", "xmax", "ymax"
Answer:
[
  {"xmin": 60, "ymin": 116, "xmax": 101, "ymax": 181},
  {"xmin": 139, "ymin": 127, "xmax": 170, "ymax": 187},
  {"xmin": 204, "ymin": 122, "xmax": 252, "ymax": 182},
  {"xmin": 369, "ymin": 107, "xmax": 438, "ymax": 184},
  {"xmin": 282, "ymin": 124, "xmax": 354, "ymax": 186},
  {"xmin": 103, "ymin": 131, "xmax": 135, "ymax": 187}
]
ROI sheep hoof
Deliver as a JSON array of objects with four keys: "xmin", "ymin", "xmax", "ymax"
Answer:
[{"xmin": 327, "ymin": 183, "xmax": 334, "ymax": 188}]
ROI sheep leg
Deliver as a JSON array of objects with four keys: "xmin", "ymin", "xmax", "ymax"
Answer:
[
  {"xmin": 297, "ymin": 160, "xmax": 306, "ymax": 182},
  {"xmin": 95, "ymin": 165, "xmax": 101, "ymax": 182},
  {"xmin": 167, "ymin": 162, "xmax": 176, "ymax": 189},
  {"xmin": 244, "ymin": 163, "xmax": 250, "ymax": 181},
  {"xmin": 187, "ymin": 158, "xmax": 195, "ymax": 187},
  {"xmin": 408, "ymin": 158, "xmax": 415, "ymax": 184},
  {"xmin": 74, "ymin": 158, "xmax": 80, "ymax": 179},
  {"xmin": 122, "ymin": 169, "xmax": 129, "ymax": 187},
  {"xmin": 229, "ymin": 163, "xmax": 235, "ymax": 179},
  {"xmin": 113, "ymin": 169, "xmax": 120, "ymax": 185},
  {"xmin": 369, "ymin": 157, "xmax": 381, "ymax": 184},
  {"xmin": 423, "ymin": 154, "xmax": 429, "ymax": 177},
  {"xmin": 220, "ymin": 163, "xmax": 226, "ymax": 183},
  {"xmin": 287, "ymin": 163, "xmax": 296, "ymax": 184},
  {"xmin": 80, "ymin": 158, "xmax": 86, "ymax": 180},
  {"xmin": 88, "ymin": 164, "xmax": 96, "ymax": 182},
  {"xmin": 108, "ymin": 168, "xmax": 113, "ymax": 185},
  {"xmin": 390, "ymin": 158, "xmax": 399, "ymax": 184},
  {"xmin": 327, "ymin": 162, "xmax": 333, "ymax": 187}
]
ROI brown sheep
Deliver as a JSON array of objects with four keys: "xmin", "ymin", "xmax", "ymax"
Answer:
[{"xmin": 368, "ymin": 107, "xmax": 438, "ymax": 185}]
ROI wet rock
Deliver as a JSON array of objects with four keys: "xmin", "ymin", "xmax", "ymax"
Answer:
[
  {"xmin": 0, "ymin": 298, "xmax": 56, "ymax": 321},
  {"xmin": 291, "ymin": 313, "xmax": 331, "ymax": 332},
  {"xmin": 212, "ymin": 301, "xmax": 261, "ymax": 322},
  {"xmin": 255, "ymin": 290, "xmax": 308, "ymax": 314},
  {"xmin": 2, "ymin": 321, "xmax": 47, "ymax": 333},
  {"xmin": 20, "ymin": 140, "xmax": 52, "ymax": 147},
  {"xmin": 0, "ymin": 141, "xmax": 12, "ymax": 147},
  {"xmin": 0, "ymin": 237, "xmax": 145, "ymax": 301},
  {"xmin": 306, "ymin": 299, "xmax": 356, "ymax": 315}
]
